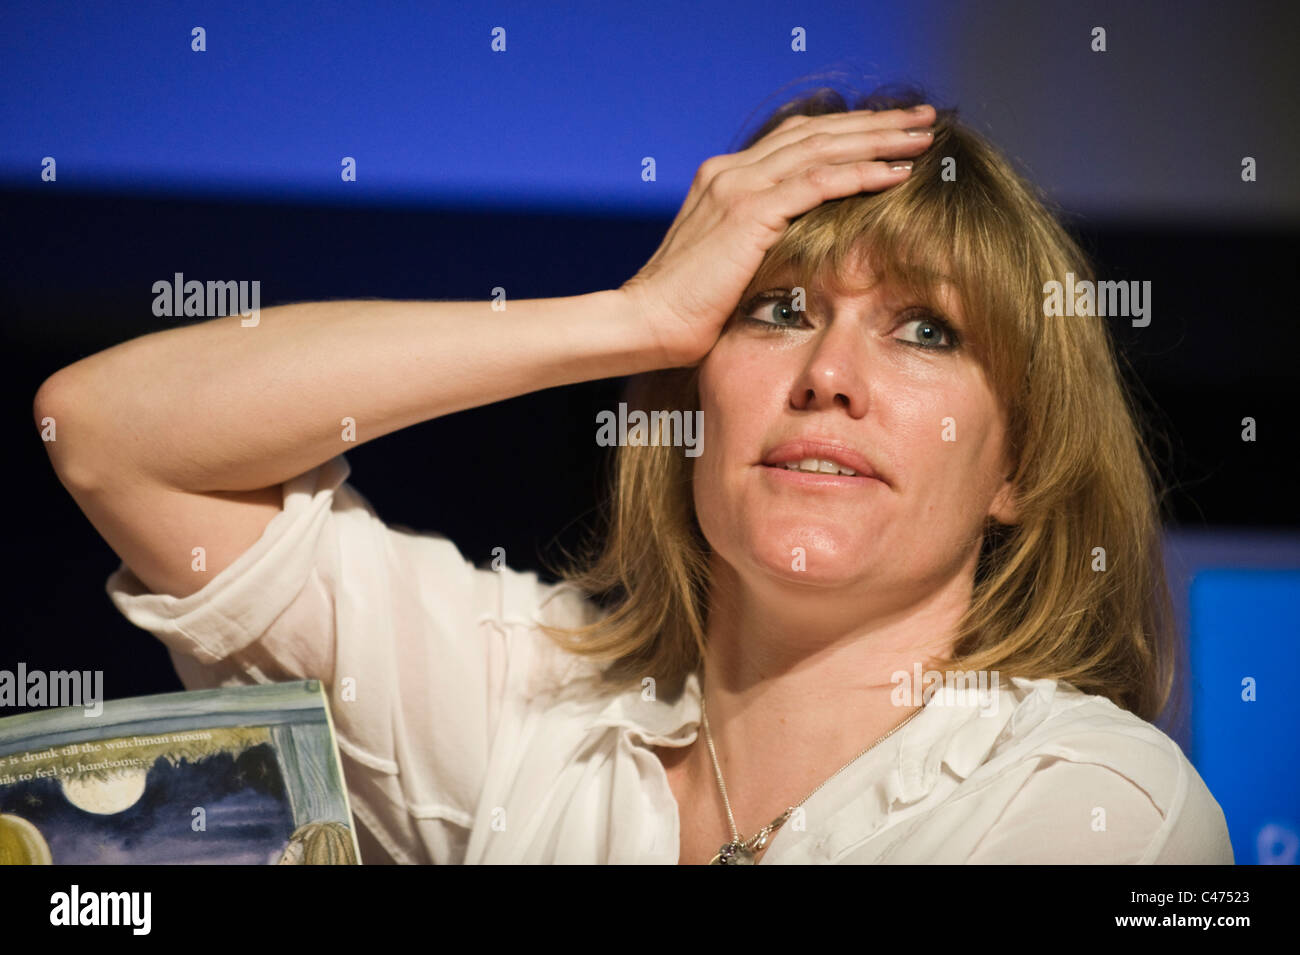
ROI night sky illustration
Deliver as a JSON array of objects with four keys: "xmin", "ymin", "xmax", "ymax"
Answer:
[{"xmin": 0, "ymin": 742, "xmax": 295, "ymax": 863}]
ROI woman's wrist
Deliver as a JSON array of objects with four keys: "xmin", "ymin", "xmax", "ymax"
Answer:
[{"xmin": 528, "ymin": 286, "xmax": 680, "ymax": 381}]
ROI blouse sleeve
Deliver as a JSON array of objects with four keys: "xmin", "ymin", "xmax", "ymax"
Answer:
[
  {"xmin": 104, "ymin": 453, "xmax": 595, "ymax": 864},
  {"xmin": 963, "ymin": 758, "xmax": 1167, "ymax": 863},
  {"xmin": 964, "ymin": 750, "xmax": 1235, "ymax": 864}
]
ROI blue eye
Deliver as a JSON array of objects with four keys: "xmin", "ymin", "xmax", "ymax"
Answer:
[
  {"xmin": 896, "ymin": 313, "xmax": 958, "ymax": 350},
  {"xmin": 741, "ymin": 291, "xmax": 803, "ymax": 328}
]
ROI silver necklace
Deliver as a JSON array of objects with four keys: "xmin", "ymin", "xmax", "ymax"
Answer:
[{"xmin": 700, "ymin": 681, "xmax": 925, "ymax": 865}]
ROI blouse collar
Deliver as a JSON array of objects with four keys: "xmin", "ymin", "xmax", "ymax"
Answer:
[
  {"xmin": 584, "ymin": 669, "xmax": 1064, "ymax": 806},
  {"xmin": 584, "ymin": 669, "xmax": 703, "ymax": 745}
]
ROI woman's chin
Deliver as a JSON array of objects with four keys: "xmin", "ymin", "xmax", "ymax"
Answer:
[{"xmin": 748, "ymin": 545, "xmax": 871, "ymax": 589}]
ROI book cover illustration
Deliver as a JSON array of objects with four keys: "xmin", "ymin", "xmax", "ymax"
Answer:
[{"xmin": 0, "ymin": 680, "xmax": 359, "ymax": 864}]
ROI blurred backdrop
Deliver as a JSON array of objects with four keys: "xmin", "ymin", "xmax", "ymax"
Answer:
[{"xmin": 3, "ymin": 1, "xmax": 1297, "ymax": 864}]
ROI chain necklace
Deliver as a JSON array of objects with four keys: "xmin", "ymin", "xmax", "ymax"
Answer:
[{"xmin": 700, "ymin": 681, "xmax": 926, "ymax": 865}]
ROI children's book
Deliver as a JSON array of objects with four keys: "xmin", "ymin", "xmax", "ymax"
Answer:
[{"xmin": 0, "ymin": 680, "xmax": 359, "ymax": 864}]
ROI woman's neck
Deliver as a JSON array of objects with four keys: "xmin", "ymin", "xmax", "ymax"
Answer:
[{"xmin": 685, "ymin": 552, "xmax": 974, "ymax": 826}]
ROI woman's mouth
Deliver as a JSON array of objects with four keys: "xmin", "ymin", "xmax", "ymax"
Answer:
[
  {"xmin": 758, "ymin": 461, "xmax": 885, "ymax": 488},
  {"xmin": 774, "ymin": 457, "xmax": 861, "ymax": 477},
  {"xmin": 758, "ymin": 440, "xmax": 890, "ymax": 487}
]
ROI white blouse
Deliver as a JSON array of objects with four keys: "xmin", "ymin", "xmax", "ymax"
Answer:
[{"xmin": 105, "ymin": 454, "xmax": 1234, "ymax": 864}]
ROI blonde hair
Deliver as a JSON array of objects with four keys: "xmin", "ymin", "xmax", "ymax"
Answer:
[
  {"xmin": 280, "ymin": 821, "xmax": 358, "ymax": 865},
  {"xmin": 542, "ymin": 86, "xmax": 1180, "ymax": 726}
]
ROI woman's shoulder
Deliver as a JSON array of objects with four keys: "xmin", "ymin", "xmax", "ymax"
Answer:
[
  {"xmin": 1002, "ymin": 678, "xmax": 1181, "ymax": 756},
  {"xmin": 976, "ymin": 677, "xmax": 1221, "ymax": 826},
  {"xmin": 468, "ymin": 561, "xmax": 615, "ymax": 696}
]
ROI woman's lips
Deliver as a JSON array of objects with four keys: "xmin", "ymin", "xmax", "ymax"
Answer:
[
  {"xmin": 758, "ymin": 463, "xmax": 885, "ymax": 488},
  {"xmin": 759, "ymin": 439, "xmax": 889, "ymax": 486}
]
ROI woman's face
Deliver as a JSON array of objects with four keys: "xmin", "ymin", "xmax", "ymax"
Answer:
[{"xmin": 693, "ymin": 262, "xmax": 1017, "ymax": 611}]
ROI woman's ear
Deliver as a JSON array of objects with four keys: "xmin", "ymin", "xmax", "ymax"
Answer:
[{"xmin": 989, "ymin": 470, "xmax": 1019, "ymax": 526}]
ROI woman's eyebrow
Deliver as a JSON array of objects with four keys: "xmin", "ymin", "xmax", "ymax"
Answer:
[
  {"xmin": 751, "ymin": 270, "xmax": 805, "ymax": 291},
  {"xmin": 744, "ymin": 271, "xmax": 967, "ymax": 322}
]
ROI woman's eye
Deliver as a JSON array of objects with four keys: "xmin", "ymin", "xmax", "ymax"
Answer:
[
  {"xmin": 742, "ymin": 293, "xmax": 803, "ymax": 328},
  {"xmin": 895, "ymin": 314, "xmax": 957, "ymax": 350}
]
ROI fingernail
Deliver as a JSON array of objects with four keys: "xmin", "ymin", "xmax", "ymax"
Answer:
[
  {"xmin": 905, "ymin": 127, "xmax": 933, "ymax": 137},
  {"xmin": 890, "ymin": 161, "xmax": 914, "ymax": 172},
  {"xmin": 909, "ymin": 104, "xmax": 930, "ymax": 112}
]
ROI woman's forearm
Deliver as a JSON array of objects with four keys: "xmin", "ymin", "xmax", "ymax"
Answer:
[{"xmin": 37, "ymin": 289, "xmax": 658, "ymax": 494}]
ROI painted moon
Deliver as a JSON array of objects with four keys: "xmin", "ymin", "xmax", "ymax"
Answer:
[
  {"xmin": 60, "ymin": 768, "xmax": 148, "ymax": 815},
  {"xmin": 0, "ymin": 813, "xmax": 53, "ymax": 864}
]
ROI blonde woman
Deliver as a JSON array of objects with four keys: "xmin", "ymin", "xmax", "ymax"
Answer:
[{"xmin": 36, "ymin": 87, "xmax": 1232, "ymax": 864}]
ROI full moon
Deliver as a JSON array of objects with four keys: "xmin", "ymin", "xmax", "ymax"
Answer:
[{"xmin": 60, "ymin": 767, "xmax": 149, "ymax": 815}]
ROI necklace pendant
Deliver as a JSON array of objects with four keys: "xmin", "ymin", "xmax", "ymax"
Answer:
[{"xmin": 708, "ymin": 841, "xmax": 756, "ymax": 865}]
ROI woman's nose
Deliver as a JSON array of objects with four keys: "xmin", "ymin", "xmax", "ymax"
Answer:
[{"xmin": 787, "ymin": 319, "xmax": 870, "ymax": 418}]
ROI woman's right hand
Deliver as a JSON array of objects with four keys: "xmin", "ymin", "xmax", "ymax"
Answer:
[{"xmin": 620, "ymin": 104, "xmax": 937, "ymax": 368}]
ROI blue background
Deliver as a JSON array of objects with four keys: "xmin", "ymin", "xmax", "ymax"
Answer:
[
  {"xmin": 1185, "ymin": 566, "xmax": 1300, "ymax": 865},
  {"xmin": 3, "ymin": 1, "xmax": 1296, "ymax": 221}
]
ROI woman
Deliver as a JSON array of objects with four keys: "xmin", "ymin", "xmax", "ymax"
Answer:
[{"xmin": 35, "ymin": 86, "xmax": 1232, "ymax": 864}]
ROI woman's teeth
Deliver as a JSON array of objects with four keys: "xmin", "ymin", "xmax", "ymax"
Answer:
[{"xmin": 782, "ymin": 458, "xmax": 858, "ymax": 476}]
